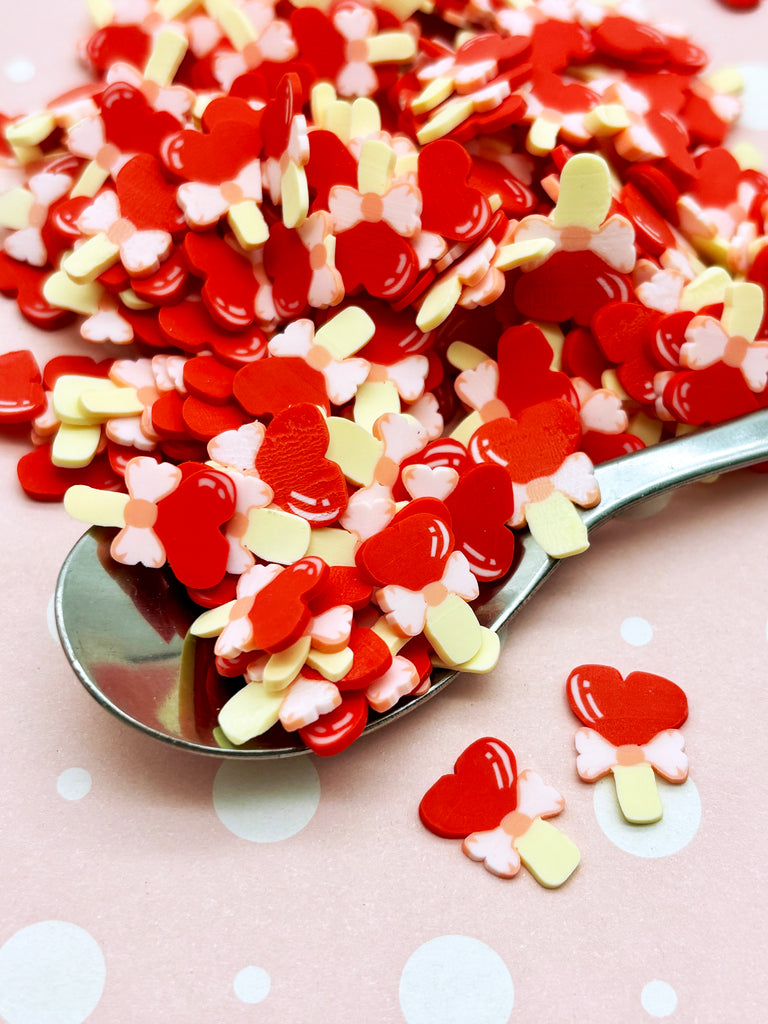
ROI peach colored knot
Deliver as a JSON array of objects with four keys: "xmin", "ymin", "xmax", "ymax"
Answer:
[
  {"xmin": 559, "ymin": 224, "xmax": 593, "ymax": 251},
  {"xmin": 107, "ymin": 218, "xmax": 136, "ymax": 245},
  {"xmin": 243, "ymin": 42, "xmax": 263, "ymax": 68},
  {"xmin": 526, "ymin": 477, "xmax": 554, "ymax": 502},
  {"xmin": 230, "ymin": 596, "xmax": 254, "ymax": 621},
  {"xmin": 96, "ymin": 143, "xmax": 120, "ymax": 170},
  {"xmin": 141, "ymin": 80, "xmax": 160, "ymax": 106},
  {"xmin": 500, "ymin": 810, "xmax": 533, "ymax": 837},
  {"xmin": 279, "ymin": 151, "xmax": 291, "ymax": 176},
  {"xmin": 360, "ymin": 192, "xmax": 384, "ymax": 223},
  {"xmin": 136, "ymin": 384, "xmax": 158, "ymax": 406},
  {"xmin": 228, "ymin": 511, "xmax": 249, "ymax": 540},
  {"xmin": 374, "ymin": 455, "xmax": 399, "ymax": 488},
  {"xmin": 220, "ymin": 180, "xmax": 245, "ymax": 205},
  {"xmin": 306, "ymin": 345, "xmax": 333, "ymax": 370},
  {"xmin": 346, "ymin": 38, "xmax": 368, "ymax": 63},
  {"xmin": 366, "ymin": 364, "xmax": 387, "ymax": 383},
  {"xmin": 723, "ymin": 334, "xmax": 749, "ymax": 367},
  {"xmin": 309, "ymin": 243, "xmax": 328, "ymax": 271},
  {"xmin": 28, "ymin": 203, "xmax": 47, "ymax": 230},
  {"xmin": 479, "ymin": 398, "xmax": 508, "ymax": 422},
  {"xmin": 423, "ymin": 580, "xmax": 448, "ymax": 607},
  {"xmin": 124, "ymin": 497, "xmax": 158, "ymax": 528},
  {"xmin": 615, "ymin": 744, "xmax": 646, "ymax": 767}
]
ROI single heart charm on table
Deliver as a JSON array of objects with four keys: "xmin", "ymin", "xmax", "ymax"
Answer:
[
  {"xmin": 566, "ymin": 663, "xmax": 690, "ymax": 824},
  {"xmin": 420, "ymin": 737, "xmax": 580, "ymax": 886}
]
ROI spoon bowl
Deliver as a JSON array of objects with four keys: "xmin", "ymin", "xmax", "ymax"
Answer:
[{"xmin": 55, "ymin": 408, "xmax": 768, "ymax": 757}]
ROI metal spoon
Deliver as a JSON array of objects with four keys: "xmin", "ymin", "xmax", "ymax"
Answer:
[{"xmin": 55, "ymin": 408, "xmax": 768, "ymax": 758}]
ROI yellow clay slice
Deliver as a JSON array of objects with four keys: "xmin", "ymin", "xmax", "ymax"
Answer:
[
  {"xmin": 432, "ymin": 627, "xmax": 500, "ymax": 674},
  {"xmin": 526, "ymin": 115, "xmax": 561, "ymax": 157},
  {"xmin": 43, "ymin": 271, "xmax": 102, "ymax": 315},
  {"xmin": 189, "ymin": 601, "xmax": 235, "ymax": 638},
  {"xmin": 51, "ymin": 424, "xmax": 104, "ymax": 468},
  {"xmin": 583, "ymin": 103, "xmax": 631, "ymax": 137},
  {"xmin": 62, "ymin": 234, "xmax": 121, "ymax": 284},
  {"xmin": 64, "ymin": 485, "xmax": 129, "ymax": 525},
  {"xmin": 53, "ymin": 375, "xmax": 117, "ymax": 425},
  {"xmin": 218, "ymin": 682, "xmax": 284, "ymax": 746},
  {"xmin": 353, "ymin": 382, "xmax": 400, "ymax": 434},
  {"xmin": 356, "ymin": 140, "xmax": 396, "ymax": 196},
  {"xmin": 311, "ymin": 82, "xmax": 337, "ymax": 127},
  {"xmin": 679, "ymin": 266, "xmax": 731, "ymax": 312},
  {"xmin": 450, "ymin": 410, "xmax": 484, "ymax": 447},
  {"xmin": 366, "ymin": 31, "xmax": 416, "ymax": 65},
  {"xmin": 5, "ymin": 111, "xmax": 56, "ymax": 149},
  {"xmin": 243, "ymin": 507, "xmax": 311, "ymax": 564},
  {"xmin": 416, "ymin": 98, "xmax": 474, "ymax": 145},
  {"xmin": 412, "ymin": 76, "xmax": 454, "ymax": 116},
  {"xmin": 86, "ymin": 0, "xmax": 114, "ymax": 29},
  {"xmin": 372, "ymin": 617, "xmax": 409, "ymax": 655},
  {"xmin": 424, "ymin": 594, "xmax": 483, "ymax": 667},
  {"xmin": 306, "ymin": 646, "xmax": 354, "ymax": 682},
  {"xmin": 416, "ymin": 274, "xmax": 462, "ymax": 331},
  {"xmin": 326, "ymin": 100, "xmax": 352, "ymax": 145},
  {"xmin": 514, "ymin": 816, "xmax": 581, "ymax": 888},
  {"xmin": 305, "ymin": 527, "xmax": 358, "ymax": 566},
  {"xmin": 0, "ymin": 188, "xmax": 35, "ymax": 230},
  {"xmin": 263, "ymin": 636, "xmax": 312, "ymax": 693},
  {"xmin": 446, "ymin": 341, "xmax": 487, "ymax": 372},
  {"xmin": 281, "ymin": 163, "xmax": 309, "ymax": 230},
  {"xmin": 80, "ymin": 386, "xmax": 144, "ymax": 418},
  {"xmin": 216, "ymin": 2, "xmax": 258, "ymax": 50},
  {"xmin": 552, "ymin": 152, "xmax": 612, "ymax": 231},
  {"xmin": 611, "ymin": 762, "xmax": 663, "ymax": 824},
  {"xmin": 315, "ymin": 305, "xmax": 376, "ymax": 360},
  {"xmin": 326, "ymin": 417, "xmax": 383, "ymax": 486},
  {"xmin": 350, "ymin": 97, "xmax": 381, "ymax": 138},
  {"xmin": 525, "ymin": 491, "xmax": 589, "ymax": 559},
  {"xmin": 227, "ymin": 200, "xmax": 269, "ymax": 250},
  {"xmin": 722, "ymin": 281, "xmax": 763, "ymax": 342},
  {"xmin": 144, "ymin": 29, "xmax": 189, "ymax": 87}
]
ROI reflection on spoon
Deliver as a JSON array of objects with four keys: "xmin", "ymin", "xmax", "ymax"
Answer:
[{"xmin": 56, "ymin": 409, "xmax": 768, "ymax": 758}]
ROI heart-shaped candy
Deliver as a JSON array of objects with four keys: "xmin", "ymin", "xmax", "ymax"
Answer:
[
  {"xmin": 566, "ymin": 664, "xmax": 688, "ymax": 746},
  {"xmin": 419, "ymin": 737, "xmax": 518, "ymax": 838}
]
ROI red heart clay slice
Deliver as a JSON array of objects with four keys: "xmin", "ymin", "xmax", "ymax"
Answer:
[
  {"xmin": 0, "ymin": 350, "xmax": 45, "ymax": 423},
  {"xmin": 233, "ymin": 357, "xmax": 329, "ymax": 418},
  {"xmin": 99, "ymin": 82, "xmax": 182, "ymax": 156},
  {"xmin": 468, "ymin": 398, "xmax": 581, "ymax": 483},
  {"xmin": 116, "ymin": 153, "xmax": 186, "ymax": 234},
  {"xmin": 566, "ymin": 663, "xmax": 688, "ymax": 746},
  {"xmin": 153, "ymin": 466, "xmax": 236, "ymax": 589},
  {"xmin": 334, "ymin": 221, "xmax": 419, "ymax": 302},
  {"xmin": 161, "ymin": 120, "xmax": 262, "ymax": 184},
  {"xmin": 17, "ymin": 445, "xmax": 123, "ymax": 502},
  {"xmin": 419, "ymin": 737, "xmax": 518, "ymax": 839},
  {"xmin": 299, "ymin": 692, "xmax": 368, "ymax": 757},
  {"xmin": 183, "ymin": 231, "xmax": 260, "ymax": 331},
  {"xmin": 497, "ymin": 323, "xmax": 578, "ymax": 416},
  {"xmin": 255, "ymin": 403, "xmax": 347, "ymax": 524},
  {"xmin": 444, "ymin": 464, "xmax": 515, "ymax": 582},
  {"xmin": 357, "ymin": 508, "xmax": 454, "ymax": 592},
  {"xmin": 248, "ymin": 556, "xmax": 329, "ymax": 653},
  {"xmin": 336, "ymin": 626, "xmax": 393, "ymax": 691},
  {"xmin": 514, "ymin": 250, "xmax": 633, "ymax": 326},
  {"xmin": 419, "ymin": 140, "xmax": 493, "ymax": 243}
]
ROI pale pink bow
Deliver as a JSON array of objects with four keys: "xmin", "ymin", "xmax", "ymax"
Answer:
[
  {"xmin": 679, "ymin": 316, "xmax": 768, "ymax": 392},
  {"xmin": 4, "ymin": 171, "xmax": 73, "ymax": 267},
  {"xmin": 514, "ymin": 214, "xmax": 637, "ymax": 274},
  {"xmin": 462, "ymin": 770, "xmax": 565, "ymax": 879},
  {"xmin": 176, "ymin": 159, "xmax": 263, "ymax": 230},
  {"xmin": 329, "ymin": 181, "xmax": 422, "ymax": 237},
  {"xmin": 505, "ymin": 451, "xmax": 599, "ymax": 528},
  {"xmin": 77, "ymin": 190, "xmax": 172, "ymax": 277},
  {"xmin": 376, "ymin": 550, "xmax": 479, "ymax": 637},
  {"xmin": 111, "ymin": 457, "xmax": 182, "ymax": 568},
  {"xmin": 268, "ymin": 318, "xmax": 369, "ymax": 405},
  {"xmin": 574, "ymin": 727, "xmax": 688, "ymax": 783}
]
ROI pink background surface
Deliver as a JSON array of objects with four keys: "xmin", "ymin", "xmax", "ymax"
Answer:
[{"xmin": 1, "ymin": 2, "xmax": 768, "ymax": 1022}]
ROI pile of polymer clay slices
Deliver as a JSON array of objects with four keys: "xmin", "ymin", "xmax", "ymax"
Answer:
[{"xmin": 1, "ymin": 0, "xmax": 767, "ymax": 755}]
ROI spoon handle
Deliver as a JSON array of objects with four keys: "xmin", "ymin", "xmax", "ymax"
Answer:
[{"xmin": 585, "ymin": 407, "xmax": 768, "ymax": 530}]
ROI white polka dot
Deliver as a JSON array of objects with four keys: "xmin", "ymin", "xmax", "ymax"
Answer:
[
  {"xmin": 593, "ymin": 777, "xmax": 701, "ymax": 857},
  {"xmin": 212, "ymin": 758, "xmax": 320, "ymax": 842},
  {"xmin": 4, "ymin": 58, "xmax": 36, "ymax": 83},
  {"xmin": 0, "ymin": 921, "xmax": 105, "ymax": 1024},
  {"xmin": 233, "ymin": 965, "xmax": 271, "ymax": 1004},
  {"xmin": 57, "ymin": 768, "xmax": 92, "ymax": 801},
  {"xmin": 641, "ymin": 979, "xmax": 678, "ymax": 1018},
  {"xmin": 620, "ymin": 616, "xmax": 653, "ymax": 646},
  {"xmin": 738, "ymin": 64, "xmax": 768, "ymax": 132},
  {"xmin": 399, "ymin": 935, "xmax": 514, "ymax": 1024},
  {"xmin": 47, "ymin": 594, "xmax": 58, "ymax": 642}
]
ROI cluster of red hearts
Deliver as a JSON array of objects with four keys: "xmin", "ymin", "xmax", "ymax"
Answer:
[{"xmin": 1, "ymin": 0, "xmax": 768, "ymax": 754}]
